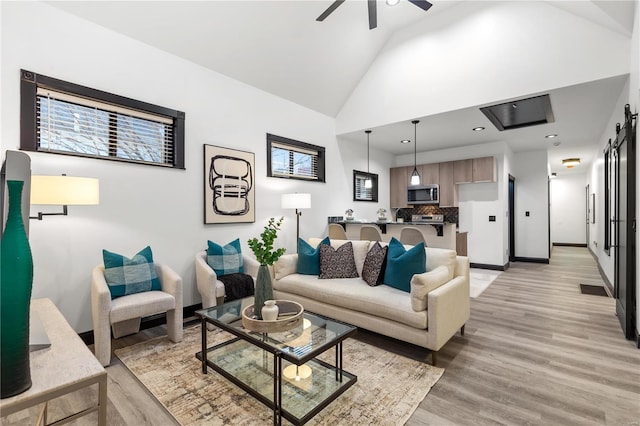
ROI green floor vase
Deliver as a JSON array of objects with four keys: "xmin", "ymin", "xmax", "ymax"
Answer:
[{"xmin": 1, "ymin": 180, "xmax": 34, "ymax": 398}]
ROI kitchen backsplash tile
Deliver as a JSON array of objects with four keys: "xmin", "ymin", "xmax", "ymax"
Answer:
[{"xmin": 396, "ymin": 206, "xmax": 458, "ymax": 225}]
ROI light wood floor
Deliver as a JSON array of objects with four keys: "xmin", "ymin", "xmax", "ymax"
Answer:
[{"xmin": 4, "ymin": 247, "xmax": 639, "ymax": 425}]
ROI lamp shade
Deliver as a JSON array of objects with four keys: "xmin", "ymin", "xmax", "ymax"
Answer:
[
  {"xmin": 30, "ymin": 176, "xmax": 100, "ymax": 205},
  {"xmin": 281, "ymin": 193, "xmax": 311, "ymax": 210}
]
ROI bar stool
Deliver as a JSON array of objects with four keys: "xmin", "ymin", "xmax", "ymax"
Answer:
[
  {"xmin": 328, "ymin": 223, "xmax": 348, "ymax": 240},
  {"xmin": 400, "ymin": 227, "xmax": 426, "ymax": 246},
  {"xmin": 360, "ymin": 225, "xmax": 382, "ymax": 241}
]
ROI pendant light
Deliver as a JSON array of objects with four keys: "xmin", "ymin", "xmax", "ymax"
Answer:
[
  {"xmin": 365, "ymin": 130, "xmax": 373, "ymax": 188},
  {"xmin": 410, "ymin": 120, "xmax": 421, "ymax": 186}
]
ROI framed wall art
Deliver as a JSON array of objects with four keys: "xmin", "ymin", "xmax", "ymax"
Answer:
[{"xmin": 203, "ymin": 144, "xmax": 255, "ymax": 224}]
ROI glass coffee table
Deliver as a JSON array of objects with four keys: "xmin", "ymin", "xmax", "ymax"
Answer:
[{"xmin": 195, "ymin": 298, "xmax": 358, "ymax": 426}]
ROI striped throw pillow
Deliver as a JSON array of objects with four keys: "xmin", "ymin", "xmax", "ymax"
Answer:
[
  {"xmin": 102, "ymin": 246, "xmax": 161, "ymax": 299},
  {"xmin": 207, "ymin": 239, "xmax": 244, "ymax": 277}
]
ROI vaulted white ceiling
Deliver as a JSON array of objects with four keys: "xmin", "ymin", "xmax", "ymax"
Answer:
[{"xmin": 48, "ymin": 0, "xmax": 637, "ymax": 174}]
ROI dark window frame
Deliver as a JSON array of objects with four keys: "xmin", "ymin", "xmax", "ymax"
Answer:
[
  {"xmin": 353, "ymin": 170, "xmax": 378, "ymax": 202},
  {"xmin": 604, "ymin": 139, "xmax": 611, "ymax": 254},
  {"xmin": 20, "ymin": 69, "xmax": 185, "ymax": 169},
  {"xmin": 266, "ymin": 133, "xmax": 325, "ymax": 182}
]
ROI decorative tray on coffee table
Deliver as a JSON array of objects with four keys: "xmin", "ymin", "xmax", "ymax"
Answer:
[{"xmin": 241, "ymin": 300, "xmax": 304, "ymax": 333}]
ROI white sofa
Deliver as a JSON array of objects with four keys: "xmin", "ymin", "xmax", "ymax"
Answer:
[{"xmin": 271, "ymin": 238, "xmax": 470, "ymax": 365}]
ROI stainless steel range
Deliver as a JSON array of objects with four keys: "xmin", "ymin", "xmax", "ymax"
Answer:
[{"xmin": 411, "ymin": 214, "xmax": 444, "ymax": 224}]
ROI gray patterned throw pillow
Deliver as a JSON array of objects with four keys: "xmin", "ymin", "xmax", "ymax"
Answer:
[
  {"xmin": 362, "ymin": 242, "xmax": 388, "ymax": 286},
  {"xmin": 319, "ymin": 242, "xmax": 359, "ymax": 279}
]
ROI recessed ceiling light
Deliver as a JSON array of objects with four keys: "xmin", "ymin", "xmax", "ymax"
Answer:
[
  {"xmin": 386, "ymin": 0, "xmax": 401, "ymax": 5},
  {"xmin": 472, "ymin": 127, "xmax": 485, "ymax": 131},
  {"xmin": 545, "ymin": 134, "xmax": 558, "ymax": 138},
  {"xmin": 400, "ymin": 139, "xmax": 411, "ymax": 144}
]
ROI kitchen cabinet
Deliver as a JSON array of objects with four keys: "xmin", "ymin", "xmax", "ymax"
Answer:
[
  {"xmin": 390, "ymin": 166, "xmax": 410, "ymax": 208},
  {"xmin": 472, "ymin": 156, "xmax": 497, "ymax": 182},
  {"xmin": 438, "ymin": 161, "xmax": 457, "ymax": 207},
  {"xmin": 454, "ymin": 159, "xmax": 473, "ymax": 184},
  {"xmin": 419, "ymin": 163, "xmax": 439, "ymax": 185}
]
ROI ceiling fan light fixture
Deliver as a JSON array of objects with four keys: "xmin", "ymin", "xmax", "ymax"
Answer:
[{"xmin": 562, "ymin": 158, "xmax": 580, "ymax": 168}]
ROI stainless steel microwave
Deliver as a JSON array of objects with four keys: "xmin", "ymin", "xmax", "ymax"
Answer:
[{"xmin": 407, "ymin": 184, "xmax": 439, "ymax": 205}]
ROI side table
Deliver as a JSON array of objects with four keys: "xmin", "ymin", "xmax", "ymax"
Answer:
[{"xmin": 0, "ymin": 298, "xmax": 107, "ymax": 425}]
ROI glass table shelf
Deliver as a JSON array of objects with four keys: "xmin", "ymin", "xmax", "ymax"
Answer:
[{"xmin": 196, "ymin": 297, "xmax": 358, "ymax": 425}]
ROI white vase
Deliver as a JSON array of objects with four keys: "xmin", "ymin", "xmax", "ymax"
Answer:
[{"xmin": 261, "ymin": 300, "xmax": 279, "ymax": 321}]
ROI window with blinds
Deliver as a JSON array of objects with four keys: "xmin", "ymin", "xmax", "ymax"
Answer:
[
  {"xmin": 353, "ymin": 170, "xmax": 378, "ymax": 202},
  {"xmin": 20, "ymin": 70, "xmax": 185, "ymax": 168},
  {"xmin": 267, "ymin": 134, "xmax": 325, "ymax": 182}
]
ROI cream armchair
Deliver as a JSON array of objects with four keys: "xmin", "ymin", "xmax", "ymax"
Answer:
[
  {"xmin": 195, "ymin": 251, "xmax": 259, "ymax": 309},
  {"xmin": 91, "ymin": 263, "xmax": 183, "ymax": 367}
]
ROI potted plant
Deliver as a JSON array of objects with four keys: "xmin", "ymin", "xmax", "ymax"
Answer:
[{"xmin": 247, "ymin": 217, "xmax": 286, "ymax": 319}]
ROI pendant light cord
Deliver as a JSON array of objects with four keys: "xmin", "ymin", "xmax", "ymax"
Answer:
[{"xmin": 365, "ymin": 130, "xmax": 371, "ymax": 173}]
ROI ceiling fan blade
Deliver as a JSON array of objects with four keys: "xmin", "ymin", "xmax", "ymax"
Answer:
[
  {"xmin": 408, "ymin": 0, "xmax": 433, "ymax": 12},
  {"xmin": 316, "ymin": 0, "xmax": 346, "ymax": 22},
  {"xmin": 368, "ymin": 0, "xmax": 377, "ymax": 29}
]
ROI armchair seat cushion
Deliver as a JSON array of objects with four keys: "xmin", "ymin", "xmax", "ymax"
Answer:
[{"xmin": 109, "ymin": 290, "xmax": 175, "ymax": 324}]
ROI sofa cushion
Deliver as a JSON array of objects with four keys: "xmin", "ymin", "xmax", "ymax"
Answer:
[
  {"xmin": 319, "ymin": 243, "xmax": 358, "ymax": 279},
  {"xmin": 362, "ymin": 242, "xmax": 388, "ymax": 286},
  {"xmin": 274, "ymin": 253, "xmax": 298, "ymax": 280},
  {"xmin": 273, "ymin": 274, "xmax": 427, "ymax": 329},
  {"xmin": 383, "ymin": 238, "xmax": 426, "ymax": 293},
  {"xmin": 410, "ymin": 265, "xmax": 451, "ymax": 311},
  {"xmin": 103, "ymin": 246, "xmax": 161, "ymax": 299},
  {"xmin": 309, "ymin": 238, "xmax": 370, "ymax": 276},
  {"xmin": 297, "ymin": 237, "xmax": 330, "ymax": 275},
  {"xmin": 207, "ymin": 239, "xmax": 244, "ymax": 276},
  {"xmin": 425, "ymin": 247, "xmax": 457, "ymax": 277}
]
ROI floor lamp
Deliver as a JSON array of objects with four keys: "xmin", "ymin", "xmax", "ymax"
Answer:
[{"xmin": 281, "ymin": 193, "xmax": 311, "ymax": 246}]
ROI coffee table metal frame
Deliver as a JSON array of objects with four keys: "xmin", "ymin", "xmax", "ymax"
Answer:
[{"xmin": 195, "ymin": 298, "xmax": 357, "ymax": 425}]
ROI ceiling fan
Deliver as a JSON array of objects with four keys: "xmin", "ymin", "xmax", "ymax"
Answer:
[{"xmin": 316, "ymin": 0, "xmax": 433, "ymax": 30}]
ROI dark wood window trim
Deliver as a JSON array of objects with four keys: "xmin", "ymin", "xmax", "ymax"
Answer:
[
  {"xmin": 20, "ymin": 69, "xmax": 185, "ymax": 169},
  {"xmin": 266, "ymin": 133, "xmax": 325, "ymax": 182}
]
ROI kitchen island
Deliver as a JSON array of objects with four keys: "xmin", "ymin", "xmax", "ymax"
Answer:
[{"xmin": 335, "ymin": 221, "xmax": 457, "ymax": 251}]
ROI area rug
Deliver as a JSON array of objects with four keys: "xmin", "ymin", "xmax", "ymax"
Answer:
[
  {"xmin": 115, "ymin": 326, "xmax": 443, "ymax": 426},
  {"xmin": 470, "ymin": 268, "xmax": 502, "ymax": 298}
]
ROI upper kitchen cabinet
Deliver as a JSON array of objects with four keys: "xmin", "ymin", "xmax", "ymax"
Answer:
[
  {"xmin": 439, "ymin": 161, "xmax": 457, "ymax": 207},
  {"xmin": 472, "ymin": 157, "xmax": 497, "ymax": 182},
  {"xmin": 390, "ymin": 166, "xmax": 410, "ymax": 208},
  {"xmin": 454, "ymin": 159, "xmax": 473, "ymax": 184},
  {"xmin": 419, "ymin": 163, "xmax": 439, "ymax": 185}
]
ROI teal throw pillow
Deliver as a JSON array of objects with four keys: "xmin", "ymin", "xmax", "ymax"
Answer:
[
  {"xmin": 103, "ymin": 246, "xmax": 161, "ymax": 299},
  {"xmin": 207, "ymin": 238, "xmax": 244, "ymax": 276},
  {"xmin": 383, "ymin": 237, "xmax": 426, "ymax": 293},
  {"xmin": 297, "ymin": 237, "xmax": 330, "ymax": 275}
]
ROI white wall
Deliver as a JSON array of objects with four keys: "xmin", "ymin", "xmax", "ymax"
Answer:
[
  {"xmin": 336, "ymin": 137, "xmax": 394, "ymax": 223},
  {"xmin": 336, "ymin": 1, "xmax": 631, "ymax": 133},
  {"xmin": 550, "ymin": 173, "xmax": 588, "ymax": 245},
  {"xmin": 513, "ymin": 150, "xmax": 550, "ymax": 259},
  {"xmin": 0, "ymin": 1, "xmax": 359, "ymax": 332}
]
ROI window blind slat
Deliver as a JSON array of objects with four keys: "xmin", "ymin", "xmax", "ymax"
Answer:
[{"xmin": 37, "ymin": 92, "xmax": 174, "ymax": 166}]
